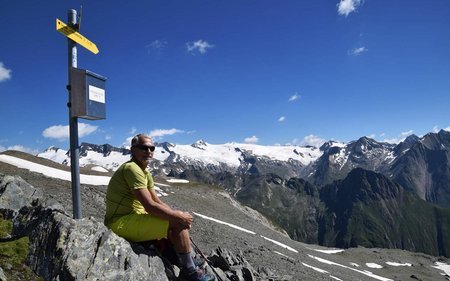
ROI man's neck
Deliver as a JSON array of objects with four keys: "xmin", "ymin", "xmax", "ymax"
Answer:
[{"xmin": 132, "ymin": 158, "xmax": 147, "ymax": 171}]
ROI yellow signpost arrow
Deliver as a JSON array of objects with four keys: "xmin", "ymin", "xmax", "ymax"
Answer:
[{"xmin": 56, "ymin": 18, "xmax": 99, "ymax": 54}]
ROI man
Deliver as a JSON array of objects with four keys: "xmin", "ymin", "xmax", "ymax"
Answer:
[{"xmin": 105, "ymin": 134, "xmax": 213, "ymax": 281}]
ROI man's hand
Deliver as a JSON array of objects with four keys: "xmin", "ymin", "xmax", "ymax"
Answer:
[{"xmin": 175, "ymin": 211, "xmax": 193, "ymax": 229}]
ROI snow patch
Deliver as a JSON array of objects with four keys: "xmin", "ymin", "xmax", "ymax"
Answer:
[
  {"xmin": 158, "ymin": 142, "xmax": 323, "ymax": 168},
  {"xmin": 366, "ymin": 263, "xmax": 383, "ymax": 269},
  {"xmin": 310, "ymin": 248, "xmax": 345, "ymax": 254},
  {"xmin": 155, "ymin": 182, "xmax": 171, "ymax": 187},
  {"xmin": 154, "ymin": 186, "xmax": 169, "ymax": 197},
  {"xmin": 91, "ymin": 166, "xmax": 109, "ymax": 173},
  {"xmin": 79, "ymin": 150, "xmax": 129, "ymax": 171},
  {"xmin": 193, "ymin": 212, "xmax": 256, "ymax": 234},
  {"xmin": 0, "ymin": 154, "xmax": 110, "ymax": 186},
  {"xmin": 308, "ymin": 255, "xmax": 393, "ymax": 281},
  {"xmin": 432, "ymin": 262, "xmax": 450, "ymax": 276},
  {"xmin": 273, "ymin": 251, "xmax": 292, "ymax": 259},
  {"xmin": 385, "ymin": 262, "xmax": 412, "ymax": 267},
  {"xmin": 302, "ymin": 262, "xmax": 328, "ymax": 274},
  {"xmin": 38, "ymin": 146, "xmax": 67, "ymax": 163},
  {"xmin": 261, "ymin": 235, "xmax": 298, "ymax": 253},
  {"xmin": 166, "ymin": 178, "xmax": 190, "ymax": 183}
]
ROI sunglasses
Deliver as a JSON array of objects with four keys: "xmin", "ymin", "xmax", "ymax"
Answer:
[{"xmin": 133, "ymin": 144, "xmax": 156, "ymax": 152}]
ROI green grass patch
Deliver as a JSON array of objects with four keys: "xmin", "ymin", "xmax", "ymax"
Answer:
[
  {"xmin": 0, "ymin": 215, "xmax": 12, "ymax": 237},
  {"xmin": 0, "ymin": 215, "xmax": 43, "ymax": 281}
]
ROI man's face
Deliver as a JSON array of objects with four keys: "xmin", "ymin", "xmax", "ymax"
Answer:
[{"xmin": 132, "ymin": 137, "xmax": 155, "ymax": 168}]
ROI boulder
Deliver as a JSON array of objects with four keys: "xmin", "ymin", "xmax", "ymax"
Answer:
[{"xmin": 0, "ymin": 174, "xmax": 167, "ymax": 281}]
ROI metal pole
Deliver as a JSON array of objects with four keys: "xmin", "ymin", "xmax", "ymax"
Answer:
[{"xmin": 68, "ymin": 9, "xmax": 82, "ymax": 219}]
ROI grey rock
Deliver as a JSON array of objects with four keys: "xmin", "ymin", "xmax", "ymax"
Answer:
[
  {"xmin": 208, "ymin": 247, "xmax": 286, "ymax": 281},
  {"xmin": 0, "ymin": 267, "xmax": 6, "ymax": 281},
  {"xmin": 0, "ymin": 174, "xmax": 43, "ymax": 213}
]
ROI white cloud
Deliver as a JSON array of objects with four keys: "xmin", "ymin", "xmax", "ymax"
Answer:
[
  {"xmin": 0, "ymin": 62, "xmax": 12, "ymax": 82},
  {"xmin": 382, "ymin": 130, "xmax": 416, "ymax": 144},
  {"xmin": 145, "ymin": 40, "xmax": 168, "ymax": 55},
  {"xmin": 244, "ymin": 136, "xmax": 259, "ymax": 144},
  {"xmin": 124, "ymin": 129, "xmax": 184, "ymax": 146},
  {"xmin": 0, "ymin": 142, "xmax": 38, "ymax": 154},
  {"xmin": 79, "ymin": 123, "xmax": 98, "ymax": 137},
  {"xmin": 337, "ymin": 0, "xmax": 363, "ymax": 17},
  {"xmin": 433, "ymin": 126, "xmax": 439, "ymax": 133},
  {"xmin": 5, "ymin": 145, "xmax": 39, "ymax": 155},
  {"xmin": 42, "ymin": 123, "xmax": 98, "ymax": 140},
  {"xmin": 444, "ymin": 127, "xmax": 450, "ymax": 132},
  {"xmin": 366, "ymin": 134, "xmax": 376, "ymax": 139},
  {"xmin": 129, "ymin": 127, "xmax": 137, "ymax": 135},
  {"xmin": 186, "ymin": 40, "xmax": 214, "ymax": 55},
  {"xmin": 124, "ymin": 136, "xmax": 133, "ymax": 147},
  {"xmin": 350, "ymin": 46, "xmax": 368, "ymax": 56},
  {"xmin": 300, "ymin": 134, "xmax": 326, "ymax": 148},
  {"xmin": 401, "ymin": 130, "xmax": 414, "ymax": 137},
  {"xmin": 42, "ymin": 125, "xmax": 69, "ymax": 140},
  {"xmin": 146, "ymin": 40, "xmax": 167, "ymax": 50},
  {"xmin": 383, "ymin": 138, "xmax": 401, "ymax": 144},
  {"xmin": 149, "ymin": 128, "xmax": 184, "ymax": 138},
  {"xmin": 288, "ymin": 93, "xmax": 300, "ymax": 102},
  {"xmin": 278, "ymin": 116, "xmax": 286, "ymax": 122}
]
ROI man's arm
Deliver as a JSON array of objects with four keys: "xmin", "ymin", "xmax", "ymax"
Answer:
[
  {"xmin": 149, "ymin": 188, "xmax": 170, "ymax": 208},
  {"xmin": 133, "ymin": 188, "xmax": 192, "ymax": 229}
]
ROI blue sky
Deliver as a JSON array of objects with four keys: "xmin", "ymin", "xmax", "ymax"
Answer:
[{"xmin": 1, "ymin": 0, "xmax": 450, "ymax": 153}]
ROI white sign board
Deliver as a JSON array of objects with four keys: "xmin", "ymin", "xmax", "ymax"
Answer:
[{"xmin": 89, "ymin": 85, "xmax": 106, "ymax": 104}]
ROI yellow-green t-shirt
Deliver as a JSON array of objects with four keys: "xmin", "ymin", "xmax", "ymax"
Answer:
[{"xmin": 104, "ymin": 160, "xmax": 154, "ymax": 225}]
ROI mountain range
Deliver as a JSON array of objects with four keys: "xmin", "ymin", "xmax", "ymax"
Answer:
[
  {"xmin": 2, "ymin": 152, "xmax": 450, "ymax": 280},
  {"xmin": 37, "ymin": 130, "xmax": 450, "ymax": 257}
]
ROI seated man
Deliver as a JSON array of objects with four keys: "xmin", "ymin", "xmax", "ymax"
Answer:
[{"xmin": 104, "ymin": 134, "xmax": 213, "ymax": 281}]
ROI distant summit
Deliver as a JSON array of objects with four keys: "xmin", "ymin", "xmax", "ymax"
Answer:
[{"xmin": 79, "ymin": 143, "xmax": 130, "ymax": 157}]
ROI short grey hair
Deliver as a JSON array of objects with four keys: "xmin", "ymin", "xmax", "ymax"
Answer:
[{"xmin": 131, "ymin": 134, "xmax": 151, "ymax": 147}]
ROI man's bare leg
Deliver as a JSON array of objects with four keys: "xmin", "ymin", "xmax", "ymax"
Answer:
[
  {"xmin": 168, "ymin": 226, "xmax": 191, "ymax": 253},
  {"xmin": 168, "ymin": 225, "xmax": 196, "ymax": 274}
]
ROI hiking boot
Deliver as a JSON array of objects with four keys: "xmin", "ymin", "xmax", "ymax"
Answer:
[{"xmin": 179, "ymin": 267, "xmax": 216, "ymax": 281}]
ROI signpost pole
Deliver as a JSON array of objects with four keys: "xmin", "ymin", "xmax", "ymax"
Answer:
[{"xmin": 67, "ymin": 9, "xmax": 82, "ymax": 219}]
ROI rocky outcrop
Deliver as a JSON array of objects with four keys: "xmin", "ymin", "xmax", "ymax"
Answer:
[
  {"xmin": 0, "ymin": 174, "xmax": 168, "ymax": 281},
  {"xmin": 0, "ymin": 174, "xmax": 278, "ymax": 281}
]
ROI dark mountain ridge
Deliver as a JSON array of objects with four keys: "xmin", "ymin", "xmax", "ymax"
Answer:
[
  {"xmin": 319, "ymin": 168, "xmax": 450, "ymax": 257},
  {"xmin": 391, "ymin": 130, "xmax": 450, "ymax": 207}
]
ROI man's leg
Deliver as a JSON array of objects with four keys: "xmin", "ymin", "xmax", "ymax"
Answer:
[
  {"xmin": 168, "ymin": 226, "xmax": 196, "ymax": 270},
  {"xmin": 168, "ymin": 226, "xmax": 191, "ymax": 253},
  {"xmin": 167, "ymin": 226, "xmax": 215, "ymax": 281}
]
